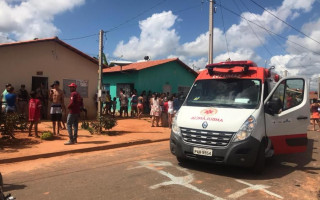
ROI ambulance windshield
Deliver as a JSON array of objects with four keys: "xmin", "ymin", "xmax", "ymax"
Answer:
[{"xmin": 186, "ymin": 79, "xmax": 261, "ymax": 109}]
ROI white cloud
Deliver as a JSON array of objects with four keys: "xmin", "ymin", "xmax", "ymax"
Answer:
[
  {"xmin": 0, "ymin": 0, "xmax": 85, "ymax": 42},
  {"xmin": 111, "ymin": 0, "xmax": 318, "ymax": 84},
  {"xmin": 176, "ymin": 0, "xmax": 317, "ymax": 64},
  {"xmin": 214, "ymin": 48, "xmax": 262, "ymax": 64},
  {"xmin": 286, "ymin": 18, "xmax": 320, "ymax": 54},
  {"xmin": 113, "ymin": 11, "xmax": 180, "ymax": 60},
  {"xmin": 270, "ymin": 53, "xmax": 320, "ymax": 90},
  {"xmin": 177, "ymin": 28, "xmax": 228, "ymax": 58},
  {"xmin": 269, "ymin": 13, "xmax": 320, "ymax": 91},
  {"xmin": 224, "ymin": 0, "xmax": 315, "ymax": 52}
]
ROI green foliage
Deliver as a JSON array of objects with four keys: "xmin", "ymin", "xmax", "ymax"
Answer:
[
  {"xmin": 81, "ymin": 121, "xmax": 94, "ymax": 135},
  {"xmin": 0, "ymin": 112, "xmax": 28, "ymax": 138},
  {"xmin": 81, "ymin": 121, "xmax": 90, "ymax": 129},
  {"xmin": 90, "ymin": 115, "xmax": 117, "ymax": 134},
  {"xmin": 40, "ymin": 131, "xmax": 54, "ymax": 140}
]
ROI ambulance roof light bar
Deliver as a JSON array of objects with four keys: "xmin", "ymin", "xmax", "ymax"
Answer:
[{"xmin": 206, "ymin": 60, "xmax": 257, "ymax": 76}]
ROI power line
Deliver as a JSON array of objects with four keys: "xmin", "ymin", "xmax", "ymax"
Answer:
[
  {"xmin": 219, "ymin": 4, "xmax": 320, "ymax": 57},
  {"xmin": 249, "ymin": 0, "xmax": 320, "ymax": 46},
  {"xmin": 238, "ymin": 0, "xmax": 287, "ymax": 54},
  {"xmin": 218, "ymin": 0, "xmax": 230, "ymax": 59},
  {"xmin": 60, "ymin": 1, "xmax": 203, "ymax": 42},
  {"xmin": 62, "ymin": 33, "xmax": 98, "ymax": 41},
  {"xmin": 231, "ymin": 0, "xmax": 274, "ymax": 58},
  {"xmin": 175, "ymin": 3, "xmax": 204, "ymax": 14},
  {"xmin": 238, "ymin": 0, "xmax": 308, "ymax": 60},
  {"xmin": 105, "ymin": 0, "xmax": 168, "ymax": 33}
]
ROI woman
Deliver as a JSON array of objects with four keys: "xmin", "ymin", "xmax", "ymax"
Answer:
[
  {"xmin": 168, "ymin": 95, "xmax": 174, "ymax": 128},
  {"xmin": 150, "ymin": 93, "xmax": 161, "ymax": 127},
  {"xmin": 310, "ymin": 98, "xmax": 320, "ymax": 131},
  {"xmin": 137, "ymin": 93, "xmax": 144, "ymax": 119}
]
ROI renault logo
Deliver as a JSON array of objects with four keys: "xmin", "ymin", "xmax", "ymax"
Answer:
[{"xmin": 202, "ymin": 121, "xmax": 208, "ymax": 129}]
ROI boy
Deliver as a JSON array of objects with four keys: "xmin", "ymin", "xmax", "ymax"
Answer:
[
  {"xmin": 28, "ymin": 91, "xmax": 42, "ymax": 137},
  {"xmin": 112, "ymin": 97, "xmax": 117, "ymax": 116}
]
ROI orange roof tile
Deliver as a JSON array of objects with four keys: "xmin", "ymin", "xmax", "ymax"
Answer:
[
  {"xmin": 103, "ymin": 58, "xmax": 198, "ymax": 76},
  {"xmin": 310, "ymin": 91, "xmax": 318, "ymax": 99}
]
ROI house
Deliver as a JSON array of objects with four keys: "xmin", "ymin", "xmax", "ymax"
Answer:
[
  {"xmin": 0, "ymin": 37, "xmax": 99, "ymax": 119},
  {"xmin": 102, "ymin": 58, "xmax": 198, "ymax": 110},
  {"xmin": 310, "ymin": 91, "xmax": 318, "ymax": 102}
]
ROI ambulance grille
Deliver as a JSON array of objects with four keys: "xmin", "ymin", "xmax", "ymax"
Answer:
[{"xmin": 180, "ymin": 127, "xmax": 235, "ymax": 147}]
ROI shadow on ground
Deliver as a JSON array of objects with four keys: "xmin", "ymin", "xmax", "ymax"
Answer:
[
  {"xmin": 178, "ymin": 139, "xmax": 317, "ymax": 180},
  {"xmin": 77, "ymin": 141, "xmax": 108, "ymax": 145},
  {"xmin": 3, "ymin": 183, "xmax": 26, "ymax": 192},
  {"xmin": 0, "ymin": 137, "xmax": 41, "ymax": 151},
  {"xmin": 101, "ymin": 130, "xmax": 162, "ymax": 136}
]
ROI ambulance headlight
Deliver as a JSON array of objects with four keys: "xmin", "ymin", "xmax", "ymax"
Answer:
[
  {"xmin": 233, "ymin": 115, "xmax": 256, "ymax": 142},
  {"xmin": 172, "ymin": 112, "xmax": 181, "ymax": 136}
]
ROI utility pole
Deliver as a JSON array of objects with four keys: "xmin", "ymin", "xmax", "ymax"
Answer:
[
  {"xmin": 208, "ymin": 0, "xmax": 215, "ymax": 64},
  {"xmin": 98, "ymin": 30, "xmax": 104, "ymax": 120}
]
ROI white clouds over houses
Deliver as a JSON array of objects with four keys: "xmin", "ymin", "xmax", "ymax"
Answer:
[
  {"xmin": 113, "ymin": 11, "xmax": 180, "ymax": 60},
  {"xmin": 113, "ymin": 0, "xmax": 318, "ymax": 73},
  {"xmin": 0, "ymin": 0, "xmax": 84, "ymax": 43}
]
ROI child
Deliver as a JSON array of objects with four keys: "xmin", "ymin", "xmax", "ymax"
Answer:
[
  {"xmin": 310, "ymin": 98, "xmax": 320, "ymax": 131},
  {"xmin": 28, "ymin": 91, "xmax": 42, "ymax": 137},
  {"xmin": 112, "ymin": 97, "xmax": 117, "ymax": 116}
]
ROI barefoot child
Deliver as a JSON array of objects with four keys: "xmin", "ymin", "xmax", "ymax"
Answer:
[{"xmin": 28, "ymin": 91, "xmax": 42, "ymax": 137}]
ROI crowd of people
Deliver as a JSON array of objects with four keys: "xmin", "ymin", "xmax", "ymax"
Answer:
[
  {"xmin": 1, "ymin": 82, "xmax": 84, "ymax": 145},
  {"xmin": 101, "ymin": 89, "xmax": 184, "ymax": 127},
  {"xmin": 310, "ymin": 98, "xmax": 320, "ymax": 131}
]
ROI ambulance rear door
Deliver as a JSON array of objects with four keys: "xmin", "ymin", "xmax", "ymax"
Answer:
[{"xmin": 264, "ymin": 77, "xmax": 309, "ymax": 155}]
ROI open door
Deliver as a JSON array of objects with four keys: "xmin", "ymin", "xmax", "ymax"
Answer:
[{"xmin": 264, "ymin": 77, "xmax": 309, "ymax": 155}]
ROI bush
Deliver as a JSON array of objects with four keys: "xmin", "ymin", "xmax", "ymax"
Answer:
[
  {"xmin": 41, "ymin": 131, "xmax": 54, "ymax": 140},
  {"xmin": 90, "ymin": 115, "xmax": 117, "ymax": 134},
  {"xmin": 0, "ymin": 112, "xmax": 28, "ymax": 139},
  {"xmin": 81, "ymin": 121, "xmax": 95, "ymax": 135}
]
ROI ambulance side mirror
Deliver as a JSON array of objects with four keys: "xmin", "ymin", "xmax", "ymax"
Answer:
[{"xmin": 265, "ymin": 97, "xmax": 282, "ymax": 116}]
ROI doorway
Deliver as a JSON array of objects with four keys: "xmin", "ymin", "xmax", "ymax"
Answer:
[
  {"xmin": 32, "ymin": 76, "xmax": 48, "ymax": 92},
  {"xmin": 32, "ymin": 76, "xmax": 49, "ymax": 119}
]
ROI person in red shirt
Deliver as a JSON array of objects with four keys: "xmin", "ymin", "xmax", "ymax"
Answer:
[
  {"xmin": 28, "ymin": 91, "xmax": 42, "ymax": 137},
  {"xmin": 65, "ymin": 83, "xmax": 82, "ymax": 145}
]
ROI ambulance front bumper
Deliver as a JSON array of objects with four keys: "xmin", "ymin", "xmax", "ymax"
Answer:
[{"xmin": 170, "ymin": 131, "xmax": 261, "ymax": 167}]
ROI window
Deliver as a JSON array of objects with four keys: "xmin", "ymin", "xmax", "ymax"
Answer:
[
  {"xmin": 186, "ymin": 79, "xmax": 261, "ymax": 109},
  {"xmin": 63, "ymin": 79, "xmax": 88, "ymax": 98},
  {"xmin": 116, "ymin": 83, "xmax": 134, "ymax": 97},
  {"xmin": 271, "ymin": 79, "xmax": 304, "ymax": 111},
  {"xmin": 103, "ymin": 84, "xmax": 110, "ymax": 92}
]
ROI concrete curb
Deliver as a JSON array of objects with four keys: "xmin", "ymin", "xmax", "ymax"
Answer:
[{"xmin": 0, "ymin": 138, "xmax": 169, "ymax": 164}]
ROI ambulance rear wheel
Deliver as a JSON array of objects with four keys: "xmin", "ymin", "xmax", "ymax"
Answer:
[
  {"xmin": 252, "ymin": 144, "xmax": 265, "ymax": 174},
  {"xmin": 0, "ymin": 172, "xmax": 3, "ymax": 191}
]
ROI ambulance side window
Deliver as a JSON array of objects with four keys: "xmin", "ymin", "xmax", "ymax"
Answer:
[
  {"xmin": 271, "ymin": 79, "xmax": 304, "ymax": 112},
  {"xmin": 283, "ymin": 79, "xmax": 304, "ymax": 110}
]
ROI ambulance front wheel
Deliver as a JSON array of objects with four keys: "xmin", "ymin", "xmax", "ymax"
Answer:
[
  {"xmin": 176, "ymin": 156, "xmax": 188, "ymax": 163},
  {"xmin": 252, "ymin": 143, "xmax": 266, "ymax": 174},
  {"xmin": 0, "ymin": 172, "xmax": 3, "ymax": 188}
]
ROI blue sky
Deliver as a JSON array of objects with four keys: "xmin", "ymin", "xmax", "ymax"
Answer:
[{"xmin": 1, "ymin": 0, "xmax": 320, "ymax": 89}]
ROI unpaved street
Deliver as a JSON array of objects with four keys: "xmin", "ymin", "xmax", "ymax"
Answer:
[{"xmin": 1, "ymin": 130, "xmax": 319, "ymax": 200}]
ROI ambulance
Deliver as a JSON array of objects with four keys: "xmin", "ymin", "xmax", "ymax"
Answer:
[{"xmin": 170, "ymin": 60, "xmax": 309, "ymax": 172}]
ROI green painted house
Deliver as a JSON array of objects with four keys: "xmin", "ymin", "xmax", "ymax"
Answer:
[{"xmin": 102, "ymin": 58, "xmax": 198, "ymax": 110}]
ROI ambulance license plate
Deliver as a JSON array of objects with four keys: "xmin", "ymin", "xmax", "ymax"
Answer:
[{"xmin": 193, "ymin": 147, "xmax": 212, "ymax": 156}]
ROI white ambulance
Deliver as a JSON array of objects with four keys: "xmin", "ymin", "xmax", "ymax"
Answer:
[{"xmin": 170, "ymin": 60, "xmax": 310, "ymax": 172}]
